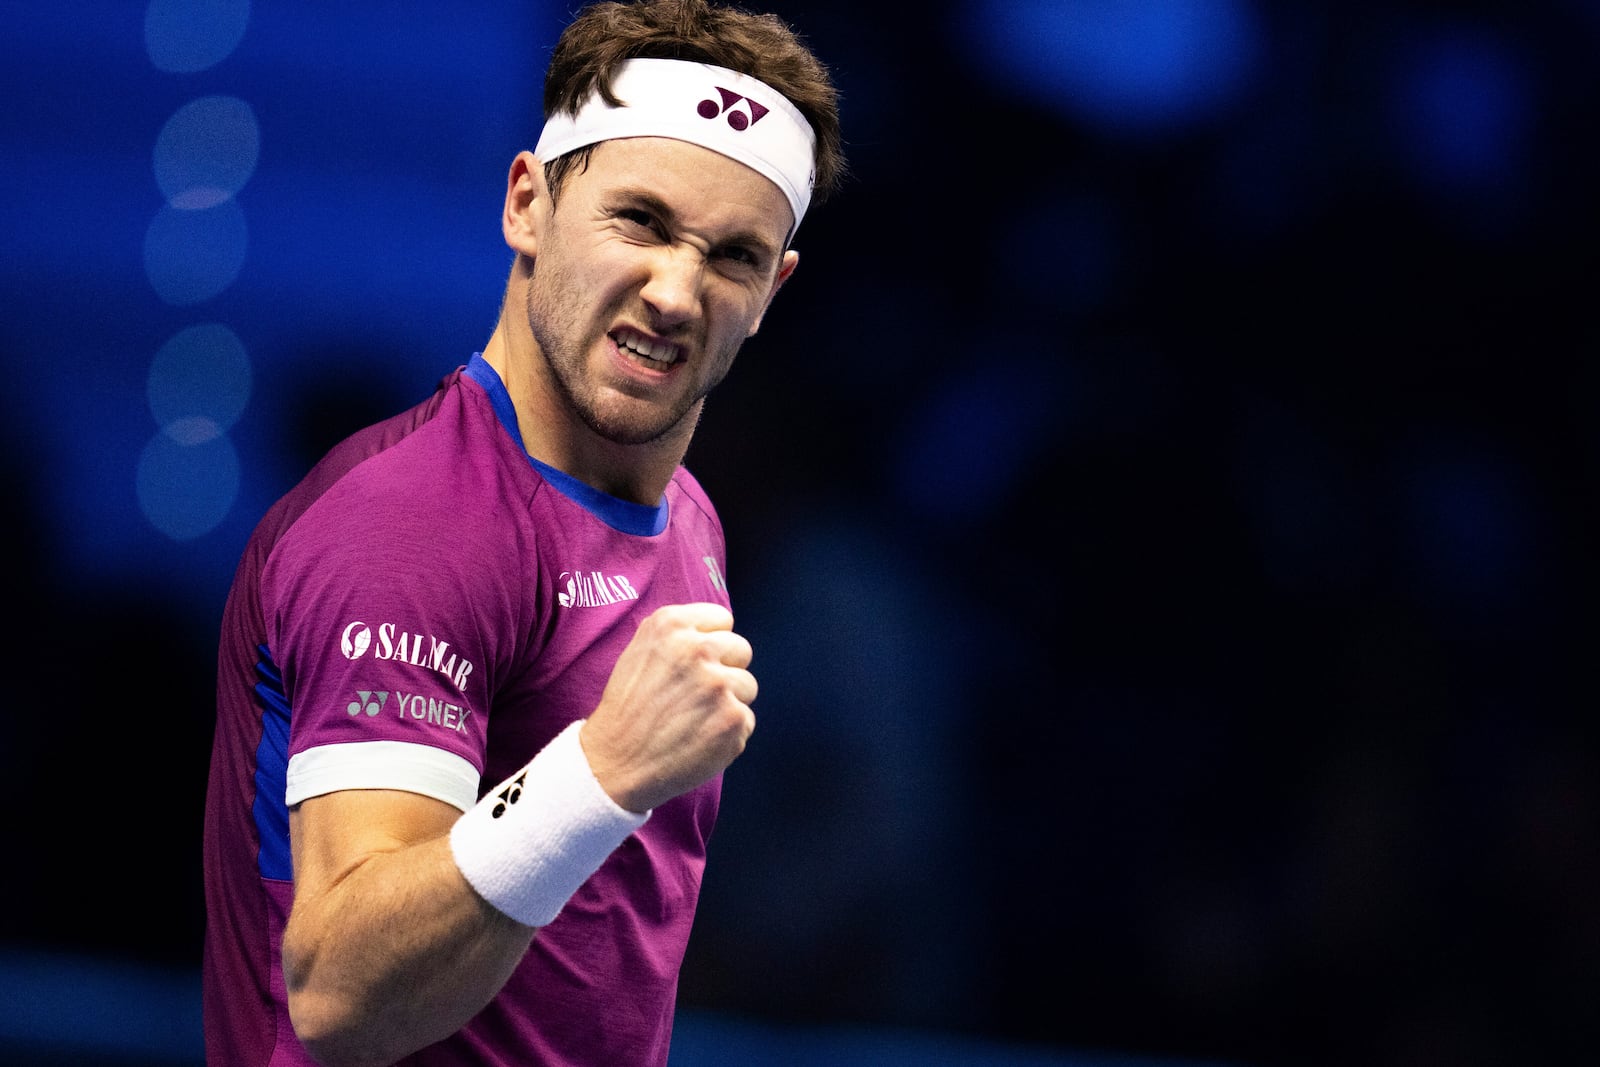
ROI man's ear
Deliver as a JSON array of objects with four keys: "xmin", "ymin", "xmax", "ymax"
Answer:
[
  {"xmin": 503, "ymin": 151, "xmax": 548, "ymax": 257},
  {"xmin": 747, "ymin": 249, "xmax": 799, "ymax": 337}
]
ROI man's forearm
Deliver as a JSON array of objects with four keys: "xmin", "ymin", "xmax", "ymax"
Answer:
[{"xmin": 283, "ymin": 814, "xmax": 536, "ymax": 1066}]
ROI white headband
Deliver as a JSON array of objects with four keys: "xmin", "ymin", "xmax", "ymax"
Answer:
[{"xmin": 534, "ymin": 58, "xmax": 817, "ymax": 235}]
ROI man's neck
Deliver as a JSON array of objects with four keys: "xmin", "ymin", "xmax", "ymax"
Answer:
[{"xmin": 481, "ymin": 324, "xmax": 691, "ymax": 507}]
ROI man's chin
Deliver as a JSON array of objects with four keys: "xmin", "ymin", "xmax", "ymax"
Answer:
[{"xmin": 582, "ymin": 403, "xmax": 692, "ymax": 448}]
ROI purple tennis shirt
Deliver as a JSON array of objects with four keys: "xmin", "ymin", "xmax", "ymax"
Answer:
[{"xmin": 203, "ymin": 353, "xmax": 732, "ymax": 1065}]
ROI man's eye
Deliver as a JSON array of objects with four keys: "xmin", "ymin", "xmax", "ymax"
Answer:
[{"xmin": 618, "ymin": 208, "xmax": 657, "ymax": 231}]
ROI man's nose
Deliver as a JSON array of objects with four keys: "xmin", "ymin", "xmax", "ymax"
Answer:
[{"xmin": 639, "ymin": 246, "xmax": 705, "ymax": 327}]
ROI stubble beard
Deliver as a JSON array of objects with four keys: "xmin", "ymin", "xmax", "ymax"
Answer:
[{"xmin": 523, "ymin": 269, "xmax": 711, "ymax": 448}]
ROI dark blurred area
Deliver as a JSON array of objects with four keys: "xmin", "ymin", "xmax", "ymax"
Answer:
[{"xmin": 3, "ymin": 1, "xmax": 1596, "ymax": 1065}]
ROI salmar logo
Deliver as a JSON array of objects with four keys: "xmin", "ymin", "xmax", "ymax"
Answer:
[
  {"xmin": 337, "ymin": 621, "xmax": 475, "ymax": 688},
  {"xmin": 557, "ymin": 571, "xmax": 640, "ymax": 608},
  {"xmin": 342, "ymin": 622, "xmax": 372, "ymax": 659}
]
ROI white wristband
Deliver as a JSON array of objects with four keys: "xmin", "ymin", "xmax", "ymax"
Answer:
[{"xmin": 449, "ymin": 719, "xmax": 649, "ymax": 927}]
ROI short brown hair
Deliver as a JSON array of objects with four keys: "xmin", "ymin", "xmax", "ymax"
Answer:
[{"xmin": 541, "ymin": 0, "xmax": 845, "ymax": 209}]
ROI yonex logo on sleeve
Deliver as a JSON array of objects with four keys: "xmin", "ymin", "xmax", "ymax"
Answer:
[
  {"xmin": 698, "ymin": 87, "xmax": 768, "ymax": 131},
  {"xmin": 347, "ymin": 690, "xmax": 389, "ymax": 717}
]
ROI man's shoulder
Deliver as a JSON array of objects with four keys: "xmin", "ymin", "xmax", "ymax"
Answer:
[
  {"xmin": 667, "ymin": 465, "xmax": 721, "ymax": 529},
  {"xmin": 266, "ymin": 371, "xmax": 533, "ymax": 568}
]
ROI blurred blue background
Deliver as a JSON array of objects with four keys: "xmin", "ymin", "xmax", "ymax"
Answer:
[{"xmin": 3, "ymin": 1, "xmax": 1596, "ymax": 1064}]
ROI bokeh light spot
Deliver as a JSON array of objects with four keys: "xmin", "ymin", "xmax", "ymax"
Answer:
[
  {"xmin": 957, "ymin": 0, "xmax": 1261, "ymax": 137},
  {"xmin": 1389, "ymin": 25, "xmax": 1532, "ymax": 196},
  {"xmin": 154, "ymin": 95, "xmax": 260, "ymax": 209},
  {"xmin": 137, "ymin": 428, "xmax": 241, "ymax": 540},
  {"xmin": 148, "ymin": 323, "xmax": 253, "ymax": 434},
  {"xmin": 144, "ymin": 0, "xmax": 251, "ymax": 74},
  {"xmin": 144, "ymin": 199, "xmax": 248, "ymax": 306}
]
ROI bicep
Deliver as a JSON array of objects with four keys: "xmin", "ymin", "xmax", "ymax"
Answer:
[{"xmin": 291, "ymin": 788, "xmax": 461, "ymax": 902}]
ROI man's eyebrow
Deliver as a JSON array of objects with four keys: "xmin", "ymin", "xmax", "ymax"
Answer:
[
  {"xmin": 612, "ymin": 187, "xmax": 782, "ymax": 260},
  {"xmin": 614, "ymin": 188, "xmax": 677, "ymax": 224}
]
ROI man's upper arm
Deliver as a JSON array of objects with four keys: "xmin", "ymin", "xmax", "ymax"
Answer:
[{"xmin": 290, "ymin": 788, "xmax": 462, "ymax": 900}]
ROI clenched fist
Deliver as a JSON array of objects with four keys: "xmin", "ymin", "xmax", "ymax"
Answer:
[{"xmin": 578, "ymin": 602, "xmax": 756, "ymax": 813}]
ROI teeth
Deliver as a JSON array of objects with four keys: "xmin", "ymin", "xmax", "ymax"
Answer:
[{"xmin": 617, "ymin": 330, "xmax": 676, "ymax": 365}]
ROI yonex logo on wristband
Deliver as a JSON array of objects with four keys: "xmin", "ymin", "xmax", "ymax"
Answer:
[
  {"xmin": 698, "ymin": 88, "xmax": 767, "ymax": 131},
  {"xmin": 492, "ymin": 771, "xmax": 526, "ymax": 818},
  {"xmin": 450, "ymin": 720, "xmax": 648, "ymax": 927}
]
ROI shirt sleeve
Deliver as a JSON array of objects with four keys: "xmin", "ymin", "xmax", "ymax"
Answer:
[
  {"xmin": 286, "ymin": 739, "xmax": 482, "ymax": 811},
  {"xmin": 260, "ymin": 437, "xmax": 530, "ymax": 806}
]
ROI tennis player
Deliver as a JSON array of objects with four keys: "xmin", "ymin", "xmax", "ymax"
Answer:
[{"xmin": 201, "ymin": 2, "xmax": 845, "ymax": 1063}]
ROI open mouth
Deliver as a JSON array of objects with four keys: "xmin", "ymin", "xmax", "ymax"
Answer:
[{"xmin": 613, "ymin": 327, "xmax": 682, "ymax": 371}]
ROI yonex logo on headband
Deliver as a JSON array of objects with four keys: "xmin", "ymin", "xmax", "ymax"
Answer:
[
  {"xmin": 534, "ymin": 58, "xmax": 817, "ymax": 235},
  {"xmin": 699, "ymin": 89, "xmax": 768, "ymax": 130}
]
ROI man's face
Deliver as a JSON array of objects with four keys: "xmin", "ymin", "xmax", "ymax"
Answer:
[{"xmin": 524, "ymin": 136, "xmax": 797, "ymax": 447}]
